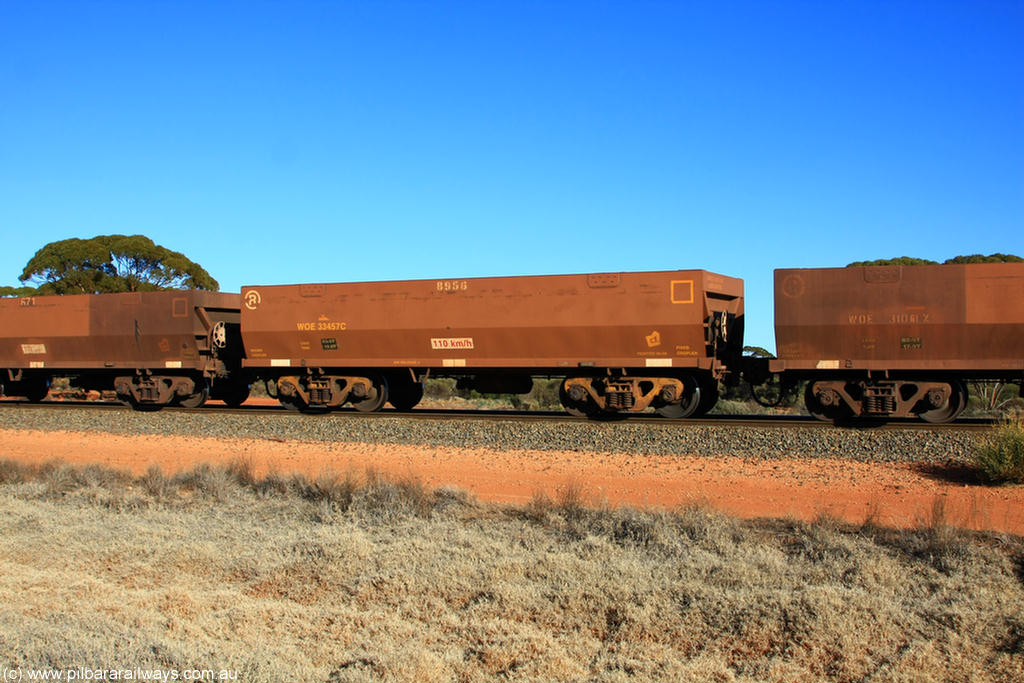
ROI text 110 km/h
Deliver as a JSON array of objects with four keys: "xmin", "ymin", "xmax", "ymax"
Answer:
[{"xmin": 431, "ymin": 337, "xmax": 475, "ymax": 350}]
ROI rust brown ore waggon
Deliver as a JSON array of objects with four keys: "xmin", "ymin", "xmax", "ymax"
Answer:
[
  {"xmin": 770, "ymin": 263, "xmax": 1024, "ymax": 422},
  {"xmin": 0, "ymin": 291, "xmax": 248, "ymax": 409},
  {"xmin": 241, "ymin": 270, "xmax": 744, "ymax": 416}
]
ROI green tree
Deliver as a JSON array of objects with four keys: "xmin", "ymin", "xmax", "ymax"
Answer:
[
  {"xmin": 846, "ymin": 256, "xmax": 939, "ymax": 267},
  {"xmin": 847, "ymin": 254, "xmax": 1021, "ymax": 267},
  {"xmin": 0, "ymin": 285, "xmax": 39, "ymax": 298},
  {"xmin": 943, "ymin": 253, "xmax": 1023, "ymax": 264},
  {"xmin": 17, "ymin": 235, "xmax": 218, "ymax": 294}
]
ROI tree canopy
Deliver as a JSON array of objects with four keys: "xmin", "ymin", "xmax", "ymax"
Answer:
[
  {"xmin": 742, "ymin": 345, "xmax": 775, "ymax": 359},
  {"xmin": 943, "ymin": 253, "xmax": 1023, "ymax": 264},
  {"xmin": 0, "ymin": 285, "xmax": 39, "ymax": 298},
  {"xmin": 847, "ymin": 254, "xmax": 1022, "ymax": 267},
  {"xmin": 12, "ymin": 235, "xmax": 218, "ymax": 295},
  {"xmin": 847, "ymin": 256, "xmax": 939, "ymax": 267}
]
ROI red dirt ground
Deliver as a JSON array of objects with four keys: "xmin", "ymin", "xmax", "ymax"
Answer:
[{"xmin": 2, "ymin": 420, "xmax": 1022, "ymax": 535}]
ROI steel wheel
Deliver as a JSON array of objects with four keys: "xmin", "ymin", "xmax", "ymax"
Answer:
[
  {"xmin": 217, "ymin": 383, "xmax": 251, "ymax": 408},
  {"xmin": 655, "ymin": 387, "xmax": 701, "ymax": 418},
  {"xmin": 22, "ymin": 378, "xmax": 50, "ymax": 403},
  {"xmin": 693, "ymin": 379, "xmax": 720, "ymax": 417},
  {"xmin": 804, "ymin": 382, "xmax": 832, "ymax": 421},
  {"xmin": 389, "ymin": 381, "xmax": 424, "ymax": 411},
  {"xmin": 804, "ymin": 382, "xmax": 854, "ymax": 422},
  {"xmin": 352, "ymin": 376, "xmax": 389, "ymax": 412},
  {"xmin": 918, "ymin": 381, "xmax": 968, "ymax": 424},
  {"xmin": 559, "ymin": 382, "xmax": 597, "ymax": 417},
  {"xmin": 655, "ymin": 375, "xmax": 702, "ymax": 418},
  {"xmin": 178, "ymin": 387, "xmax": 209, "ymax": 409}
]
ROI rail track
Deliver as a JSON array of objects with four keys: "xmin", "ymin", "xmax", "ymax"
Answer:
[{"xmin": 0, "ymin": 398, "xmax": 997, "ymax": 432}]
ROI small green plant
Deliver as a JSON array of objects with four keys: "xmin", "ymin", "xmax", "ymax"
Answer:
[{"xmin": 973, "ymin": 417, "xmax": 1024, "ymax": 484}]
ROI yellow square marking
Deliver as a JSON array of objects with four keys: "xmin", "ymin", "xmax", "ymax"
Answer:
[{"xmin": 671, "ymin": 280, "xmax": 694, "ymax": 304}]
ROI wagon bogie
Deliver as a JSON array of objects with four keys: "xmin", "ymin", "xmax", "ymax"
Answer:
[
  {"xmin": 803, "ymin": 377, "xmax": 968, "ymax": 423},
  {"xmin": 114, "ymin": 372, "xmax": 199, "ymax": 409},
  {"xmin": 560, "ymin": 375, "xmax": 678, "ymax": 415},
  {"xmin": 273, "ymin": 373, "xmax": 389, "ymax": 412},
  {"xmin": 558, "ymin": 372, "xmax": 714, "ymax": 418}
]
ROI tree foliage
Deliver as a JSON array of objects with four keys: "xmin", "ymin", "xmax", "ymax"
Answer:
[
  {"xmin": 742, "ymin": 345, "xmax": 776, "ymax": 359},
  {"xmin": 16, "ymin": 235, "xmax": 218, "ymax": 294},
  {"xmin": 846, "ymin": 256, "xmax": 939, "ymax": 267},
  {"xmin": 944, "ymin": 253, "xmax": 1023, "ymax": 264},
  {"xmin": 847, "ymin": 254, "xmax": 1022, "ymax": 267},
  {"xmin": 0, "ymin": 285, "xmax": 39, "ymax": 298}
]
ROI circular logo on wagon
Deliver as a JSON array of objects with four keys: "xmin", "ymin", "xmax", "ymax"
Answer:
[
  {"xmin": 781, "ymin": 275, "xmax": 806, "ymax": 298},
  {"xmin": 244, "ymin": 290, "xmax": 262, "ymax": 310}
]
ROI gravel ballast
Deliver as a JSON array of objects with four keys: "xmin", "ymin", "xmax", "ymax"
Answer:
[{"xmin": 0, "ymin": 405, "xmax": 983, "ymax": 464}]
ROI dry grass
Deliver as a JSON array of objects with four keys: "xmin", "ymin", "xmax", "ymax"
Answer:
[{"xmin": 0, "ymin": 457, "xmax": 1022, "ymax": 682}]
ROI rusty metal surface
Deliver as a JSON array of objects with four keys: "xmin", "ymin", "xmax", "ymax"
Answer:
[
  {"xmin": 241, "ymin": 270, "xmax": 744, "ymax": 372},
  {"xmin": 0, "ymin": 291, "xmax": 241, "ymax": 371},
  {"xmin": 772, "ymin": 263, "xmax": 1024, "ymax": 372}
]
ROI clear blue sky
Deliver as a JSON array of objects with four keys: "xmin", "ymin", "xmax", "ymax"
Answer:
[{"xmin": 2, "ymin": 1, "xmax": 1021, "ymax": 350}]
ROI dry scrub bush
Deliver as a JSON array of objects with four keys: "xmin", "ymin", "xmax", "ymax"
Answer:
[
  {"xmin": 0, "ymin": 457, "xmax": 36, "ymax": 484},
  {"xmin": 225, "ymin": 456, "xmax": 258, "ymax": 488},
  {"xmin": 0, "ymin": 457, "xmax": 445, "ymax": 523},
  {"xmin": 974, "ymin": 416, "xmax": 1024, "ymax": 484},
  {"xmin": 140, "ymin": 463, "xmax": 170, "ymax": 498},
  {"xmin": 38, "ymin": 461, "xmax": 127, "ymax": 498},
  {"xmin": 353, "ymin": 468, "xmax": 433, "ymax": 520},
  {"xmin": 284, "ymin": 470, "xmax": 359, "ymax": 508},
  {"xmin": 523, "ymin": 489, "xmax": 555, "ymax": 524},
  {"xmin": 253, "ymin": 467, "xmax": 291, "ymax": 497},
  {"xmin": 171, "ymin": 463, "xmax": 236, "ymax": 501},
  {"xmin": 1, "ymin": 459, "xmax": 1023, "ymax": 681}
]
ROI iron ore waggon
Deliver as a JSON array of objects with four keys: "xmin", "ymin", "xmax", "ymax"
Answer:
[
  {"xmin": 241, "ymin": 269, "xmax": 744, "ymax": 417},
  {"xmin": 0, "ymin": 291, "xmax": 248, "ymax": 409},
  {"xmin": 770, "ymin": 263, "xmax": 1024, "ymax": 422},
  {"xmin": 4, "ymin": 262, "xmax": 1020, "ymax": 424}
]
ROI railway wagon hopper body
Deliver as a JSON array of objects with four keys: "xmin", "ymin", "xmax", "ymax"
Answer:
[
  {"xmin": 241, "ymin": 270, "xmax": 744, "ymax": 416},
  {"xmin": 772, "ymin": 263, "xmax": 1024, "ymax": 422},
  {"xmin": 0, "ymin": 291, "xmax": 248, "ymax": 408}
]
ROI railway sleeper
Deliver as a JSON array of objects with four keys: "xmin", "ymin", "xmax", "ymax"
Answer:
[
  {"xmin": 562, "ymin": 376, "xmax": 686, "ymax": 414},
  {"xmin": 807, "ymin": 379, "xmax": 965, "ymax": 423}
]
